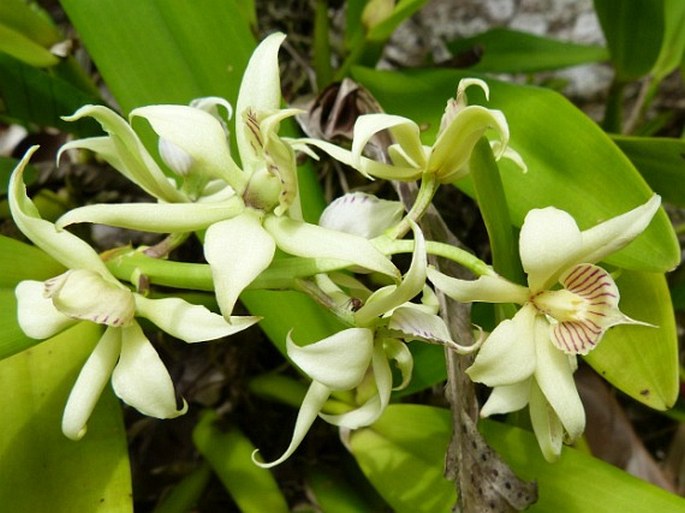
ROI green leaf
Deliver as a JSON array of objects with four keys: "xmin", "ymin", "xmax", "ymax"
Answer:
[
  {"xmin": 348, "ymin": 404, "xmax": 457, "ymax": 513},
  {"xmin": 481, "ymin": 419, "xmax": 685, "ymax": 513},
  {"xmin": 0, "ymin": 321, "xmax": 132, "ymax": 513},
  {"xmin": 593, "ymin": 0, "xmax": 665, "ymax": 81},
  {"xmin": 0, "ymin": 0, "xmax": 61, "ymax": 67},
  {"xmin": 60, "ymin": 0, "xmax": 256, "ymax": 113},
  {"xmin": 612, "ymin": 135, "xmax": 685, "ymax": 207},
  {"xmin": 651, "ymin": 0, "xmax": 685, "ymax": 80},
  {"xmin": 351, "ymin": 66, "xmax": 680, "ymax": 273},
  {"xmin": 306, "ymin": 467, "xmax": 379, "ymax": 513},
  {"xmin": 0, "ymin": 52, "xmax": 101, "ymax": 134},
  {"xmin": 0, "ymin": 234, "xmax": 65, "ymax": 287},
  {"xmin": 585, "ymin": 270, "xmax": 678, "ymax": 410},
  {"xmin": 193, "ymin": 410, "xmax": 289, "ymax": 513},
  {"xmin": 152, "ymin": 463, "xmax": 212, "ymax": 513},
  {"xmin": 446, "ymin": 28, "xmax": 608, "ymax": 73}
]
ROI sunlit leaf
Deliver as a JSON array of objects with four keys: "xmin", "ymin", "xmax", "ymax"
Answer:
[
  {"xmin": 0, "ymin": 235, "xmax": 65, "ymax": 287},
  {"xmin": 585, "ymin": 270, "xmax": 678, "ymax": 410},
  {"xmin": 613, "ymin": 135, "xmax": 685, "ymax": 207},
  {"xmin": 348, "ymin": 404, "xmax": 456, "ymax": 513},
  {"xmin": 651, "ymin": 0, "xmax": 685, "ymax": 80},
  {"xmin": 0, "ymin": 322, "xmax": 131, "ymax": 513},
  {"xmin": 0, "ymin": 0, "xmax": 61, "ymax": 67},
  {"xmin": 446, "ymin": 28, "xmax": 608, "ymax": 73},
  {"xmin": 593, "ymin": 0, "xmax": 665, "ymax": 81},
  {"xmin": 481, "ymin": 419, "xmax": 685, "ymax": 512},
  {"xmin": 193, "ymin": 411, "xmax": 289, "ymax": 513},
  {"xmin": 351, "ymin": 66, "xmax": 680, "ymax": 273}
]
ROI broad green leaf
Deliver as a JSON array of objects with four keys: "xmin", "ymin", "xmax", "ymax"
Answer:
[
  {"xmin": 351, "ymin": 66, "xmax": 680, "ymax": 273},
  {"xmin": 0, "ymin": 0, "xmax": 61, "ymax": 67},
  {"xmin": 348, "ymin": 404, "xmax": 457, "ymax": 513},
  {"xmin": 585, "ymin": 270, "xmax": 678, "ymax": 410},
  {"xmin": 393, "ymin": 342, "xmax": 446, "ymax": 397},
  {"xmin": 0, "ymin": 234, "xmax": 65, "ymax": 287},
  {"xmin": 612, "ymin": 135, "xmax": 685, "ymax": 207},
  {"xmin": 0, "ymin": 0, "xmax": 61, "ymax": 48},
  {"xmin": 60, "ymin": 0, "xmax": 256, "ymax": 113},
  {"xmin": 193, "ymin": 411, "xmax": 289, "ymax": 513},
  {"xmin": 152, "ymin": 463, "xmax": 212, "ymax": 513},
  {"xmin": 306, "ymin": 466, "xmax": 380, "ymax": 513},
  {"xmin": 0, "ymin": 321, "xmax": 132, "ymax": 513},
  {"xmin": 481, "ymin": 419, "xmax": 685, "ymax": 513},
  {"xmin": 593, "ymin": 0, "xmax": 665, "ymax": 81},
  {"xmin": 446, "ymin": 28, "xmax": 608, "ymax": 73},
  {"xmin": 0, "ymin": 52, "xmax": 101, "ymax": 134},
  {"xmin": 651, "ymin": 0, "xmax": 685, "ymax": 80}
]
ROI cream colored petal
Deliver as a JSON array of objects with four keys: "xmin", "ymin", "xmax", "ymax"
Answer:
[
  {"xmin": 427, "ymin": 267, "xmax": 529, "ymax": 304},
  {"xmin": 134, "ymin": 295, "xmax": 260, "ymax": 343},
  {"xmin": 131, "ymin": 105, "xmax": 244, "ymax": 189},
  {"xmin": 320, "ymin": 342, "xmax": 392, "ymax": 429},
  {"xmin": 534, "ymin": 317, "xmax": 585, "ymax": 441},
  {"xmin": 253, "ymin": 380, "xmax": 330, "ymax": 468},
  {"xmin": 111, "ymin": 322, "xmax": 187, "ymax": 418},
  {"xmin": 529, "ymin": 379, "xmax": 564, "ymax": 462},
  {"xmin": 9, "ymin": 147, "xmax": 112, "ymax": 276},
  {"xmin": 381, "ymin": 337, "xmax": 413, "ymax": 390},
  {"xmin": 204, "ymin": 212, "xmax": 276, "ymax": 319},
  {"xmin": 62, "ymin": 326, "xmax": 121, "ymax": 440},
  {"xmin": 466, "ymin": 304, "xmax": 537, "ymax": 386},
  {"xmin": 430, "ymin": 105, "xmax": 509, "ymax": 182},
  {"xmin": 45, "ymin": 270, "xmax": 135, "ymax": 327},
  {"xmin": 319, "ymin": 192, "xmax": 404, "ymax": 239},
  {"xmin": 352, "ymin": 113, "xmax": 425, "ymax": 170},
  {"xmin": 354, "ymin": 220, "xmax": 425, "ymax": 325},
  {"xmin": 287, "ymin": 328, "xmax": 374, "ymax": 390},
  {"xmin": 480, "ymin": 380, "xmax": 531, "ymax": 417},
  {"xmin": 519, "ymin": 207, "xmax": 583, "ymax": 292},
  {"xmin": 264, "ymin": 215, "xmax": 399, "ymax": 279},
  {"xmin": 577, "ymin": 195, "xmax": 661, "ymax": 266},
  {"xmin": 15, "ymin": 280, "xmax": 76, "ymax": 340}
]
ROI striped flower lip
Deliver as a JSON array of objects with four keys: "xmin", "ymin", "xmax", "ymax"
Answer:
[{"xmin": 531, "ymin": 263, "xmax": 635, "ymax": 355}]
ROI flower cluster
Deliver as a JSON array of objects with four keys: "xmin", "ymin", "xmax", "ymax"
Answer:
[{"xmin": 9, "ymin": 32, "xmax": 661, "ymax": 464}]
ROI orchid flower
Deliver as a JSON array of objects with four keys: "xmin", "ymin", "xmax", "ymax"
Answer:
[
  {"xmin": 52, "ymin": 33, "xmax": 400, "ymax": 321},
  {"xmin": 255, "ymin": 219, "xmax": 479, "ymax": 467},
  {"xmin": 302, "ymin": 78, "xmax": 516, "ymax": 183},
  {"xmin": 427, "ymin": 195, "xmax": 662, "ymax": 461},
  {"xmin": 9, "ymin": 147, "xmax": 260, "ymax": 440}
]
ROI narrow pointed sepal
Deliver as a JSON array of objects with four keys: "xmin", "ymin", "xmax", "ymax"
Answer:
[
  {"xmin": 135, "ymin": 295, "xmax": 260, "ymax": 343},
  {"xmin": 62, "ymin": 326, "xmax": 121, "ymax": 440},
  {"xmin": 427, "ymin": 267, "xmax": 529, "ymax": 304},
  {"xmin": 264, "ymin": 215, "xmax": 399, "ymax": 279}
]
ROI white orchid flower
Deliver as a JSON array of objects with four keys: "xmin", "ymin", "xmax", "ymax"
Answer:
[
  {"xmin": 9, "ymin": 147, "xmax": 260, "ymax": 440},
  {"xmin": 54, "ymin": 33, "xmax": 400, "ymax": 321},
  {"xmin": 256, "ymin": 222, "xmax": 478, "ymax": 467},
  {"xmin": 302, "ymin": 78, "xmax": 512, "ymax": 183},
  {"xmin": 427, "ymin": 195, "xmax": 662, "ymax": 461}
]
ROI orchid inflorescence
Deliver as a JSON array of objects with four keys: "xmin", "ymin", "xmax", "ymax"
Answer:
[{"xmin": 9, "ymin": 32, "xmax": 661, "ymax": 464}]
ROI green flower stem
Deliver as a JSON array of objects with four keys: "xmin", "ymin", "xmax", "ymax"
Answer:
[
  {"xmin": 386, "ymin": 173, "xmax": 439, "ymax": 240},
  {"xmin": 469, "ymin": 137, "xmax": 525, "ymax": 284},
  {"xmin": 375, "ymin": 238, "xmax": 494, "ymax": 278}
]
